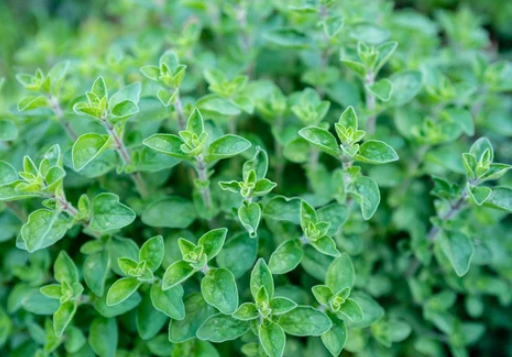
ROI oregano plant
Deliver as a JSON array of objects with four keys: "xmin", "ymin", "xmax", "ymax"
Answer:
[{"xmin": 1, "ymin": 1, "xmax": 512, "ymax": 357}]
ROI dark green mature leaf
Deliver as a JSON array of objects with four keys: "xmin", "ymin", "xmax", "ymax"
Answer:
[
  {"xmin": 326, "ymin": 253, "xmax": 355, "ymax": 293},
  {"xmin": 198, "ymin": 228, "xmax": 227, "ymax": 261},
  {"xmin": 259, "ymin": 321, "xmax": 286, "ymax": 357},
  {"xmin": 438, "ymin": 231, "xmax": 474, "ymax": 277},
  {"xmin": 141, "ymin": 197, "xmax": 196, "ymax": 229},
  {"xmin": 150, "ymin": 284, "xmax": 185, "ymax": 320},
  {"xmin": 143, "ymin": 134, "xmax": 189, "ymax": 160},
  {"xmin": 106, "ymin": 277, "xmax": 140, "ymax": 306},
  {"xmin": 205, "ymin": 134, "xmax": 251, "ymax": 163},
  {"xmin": 196, "ymin": 315, "xmax": 250, "ymax": 342},
  {"xmin": 89, "ymin": 193, "xmax": 136, "ymax": 232},
  {"xmin": 169, "ymin": 293, "xmax": 214, "ymax": 343},
  {"xmin": 72, "ymin": 133, "xmax": 111, "ymax": 171},
  {"xmin": 216, "ymin": 232, "xmax": 258, "ymax": 279},
  {"xmin": 162, "ymin": 260, "xmax": 195, "ymax": 290},
  {"xmin": 269, "ymin": 239, "xmax": 303, "ymax": 275},
  {"xmin": 483, "ymin": 187, "xmax": 512, "ymax": 212},
  {"xmin": 139, "ymin": 235, "xmax": 164, "ymax": 272},
  {"xmin": 278, "ymin": 307, "xmax": 332, "ymax": 336},
  {"xmin": 348, "ymin": 176, "xmax": 380, "ymax": 220},
  {"xmin": 321, "ymin": 318, "xmax": 347, "ymax": 357},
  {"xmin": 136, "ymin": 293, "xmax": 167, "ymax": 341},
  {"xmin": 263, "ymin": 196, "xmax": 301, "ymax": 224},
  {"xmin": 20, "ymin": 210, "xmax": 70, "ymax": 253},
  {"xmin": 201, "ymin": 268, "xmax": 238, "ymax": 314},
  {"xmin": 88, "ymin": 318, "xmax": 118, "ymax": 357},
  {"xmin": 298, "ymin": 127, "xmax": 340, "ymax": 158},
  {"xmin": 356, "ymin": 141, "xmax": 399, "ymax": 164},
  {"xmin": 83, "ymin": 251, "xmax": 109, "ymax": 297}
]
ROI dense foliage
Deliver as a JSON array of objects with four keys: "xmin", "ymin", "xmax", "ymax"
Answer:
[{"xmin": 1, "ymin": 1, "xmax": 512, "ymax": 356}]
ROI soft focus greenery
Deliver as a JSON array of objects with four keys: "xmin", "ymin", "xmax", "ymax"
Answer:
[{"xmin": 1, "ymin": 1, "xmax": 512, "ymax": 357}]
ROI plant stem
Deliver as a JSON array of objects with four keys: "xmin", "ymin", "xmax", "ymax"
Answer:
[
  {"xmin": 104, "ymin": 122, "xmax": 149, "ymax": 199},
  {"xmin": 174, "ymin": 93, "xmax": 186, "ymax": 131},
  {"xmin": 196, "ymin": 154, "xmax": 213, "ymax": 209},
  {"xmin": 48, "ymin": 96, "xmax": 78, "ymax": 141},
  {"xmin": 405, "ymin": 186, "xmax": 469, "ymax": 278},
  {"xmin": 365, "ymin": 71, "xmax": 377, "ymax": 134}
]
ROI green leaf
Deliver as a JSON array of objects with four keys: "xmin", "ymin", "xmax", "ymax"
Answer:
[
  {"xmin": 438, "ymin": 231, "xmax": 474, "ymax": 277},
  {"xmin": 143, "ymin": 134, "xmax": 189, "ymax": 160},
  {"xmin": 468, "ymin": 185, "xmax": 492, "ymax": 206},
  {"xmin": 83, "ymin": 250, "xmax": 109, "ymax": 297},
  {"xmin": 205, "ymin": 134, "xmax": 251, "ymax": 163},
  {"xmin": 40, "ymin": 285, "xmax": 62, "ymax": 300},
  {"xmin": 311, "ymin": 236, "xmax": 340, "ymax": 257},
  {"xmin": 278, "ymin": 307, "xmax": 332, "ymax": 336},
  {"xmin": 387, "ymin": 70, "xmax": 423, "ymax": 107},
  {"xmin": 53, "ymin": 301, "xmax": 76, "ymax": 337},
  {"xmin": 270, "ymin": 297, "xmax": 297, "ymax": 315},
  {"xmin": 442, "ymin": 108, "xmax": 474, "ymax": 136},
  {"xmin": 141, "ymin": 197, "xmax": 196, "ymax": 228},
  {"xmin": 201, "ymin": 268, "xmax": 239, "ymax": 314},
  {"xmin": 0, "ymin": 161, "xmax": 17, "ymax": 186},
  {"xmin": 22, "ymin": 289, "xmax": 60, "ymax": 315},
  {"xmin": 366, "ymin": 78, "xmax": 393, "ymax": 101},
  {"xmin": 312, "ymin": 285, "xmax": 334, "ymax": 306},
  {"xmin": 150, "ymin": 284, "xmax": 185, "ymax": 320},
  {"xmin": 484, "ymin": 187, "xmax": 512, "ymax": 212},
  {"xmin": 169, "ymin": 293, "xmax": 214, "ymax": 343},
  {"xmin": 92, "ymin": 77, "xmax": 107, "ymax": 98},
  {"xmin": 106, "ymin": 277, "xmax": 140, "ymax": 306},
  {"xmin": 93, "ymin": 287, "xmax": 141, "ymax": 318},
  {"xmin": 250, "ymin": 258, "xmax": 274, "ymax": 300},
  {"xmin": 196, "ymin": 314, "xmax": 250, "ymax": 342},
  {"xmin": 88, "ymin": 317, "xmax": 118, "ymax": 357},
  {"xmin": 196, "ymin": 94, "xmax": 242, "ymax": 117},
  {"xmin": 232, "ymin": 303, "xmax": 259, "ymax": 321},
  {"xmin": 136, "ymin": 293, "xmax": 167, "ymax": 341},
  {"xmin": 63, "ymin": 326, "xmax": 86, "ymax": 353},
  {"xmin": 217, "ymin": 232, "xmax": 258, "ymax": 279},
  {"xmin": 238, "ymin": 202, "xmax": 261, "ymax": 238},
  {"xmin": 21, "ymin": 210, "xmax": 70, "ymax": 253},
  {"xmin": 111, "ymin": 99, "xmax": 139, "ymax": 119},
  {"xmin": 259, "ymin": 321, "xmax": 286, "ymax": 357},
  {"xmin": 263, "ymin": 196, "xmax": 301, "ymax": 224},
  {"xmin": 72, "ymin": 133, "xmax": 111, "ymax": 171},
  {"xmin": 0, "ymin": 120, "xmax": 18, "ymax": 141},
  {"xmin": 326, "ymin": 253, "xmax": 355, "ymax": 293},
  {"xmin": 298, "ymin": 127, "xmax": 340, "ymax": 158},
  {"xmin": 269, "ymin": 239, "xmax": 304, "ymax": 275},
  {"xmin": 356, "ymin": 140, "xmax": 399, "ymax": 164},
  {"xmin": 162, "ymin": 260, "xmax": 195, "ymax": 290},
  {"xmin": 89, "ymin": 193, "xmax": 136, "ymax": 232},
  {"xmin": 139, "ymin": 235, "xmax": 164, "ymax": 272},
  {"xmin": 54, "ymin": 251, "xmax": 78, "ymax": 284},
  {"xmin": 348, "ymin": 176, "xmax": 380, "ymax": 220},
  {"xmin": 198, "ymin": 228, "xmax": 227, "ymax": 261},
  {"xmin": 140, "ymin": 65, "xmax": 160, "ymax": 80},
  {"xmin": 323, "ymin": 14, "xmax": 344, "ymax": 38},
  {"xmin": 374, "ymin": 41, "xmax": 398, "ymax": 73},
  {"xmin": 107, "ymin": 237, "xmax": 139, "ymax": 276},
  {"xmin": 321, "ymin": 318, "xmax": 347, "ymax": 357},
  {"xmin": 186, "ymin": 108, "xmax": 205, "ymax": 136},
  {"xmin": 109, "ymin": 82, "xmax": 141, "ymax": 109},
  {"xmin": 338, "ymin": 298, "xmax": 363, "ymax": 321},
  {"xmin": 18, "ymin": 96, "xmax": 48, "ymax": 111}
]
